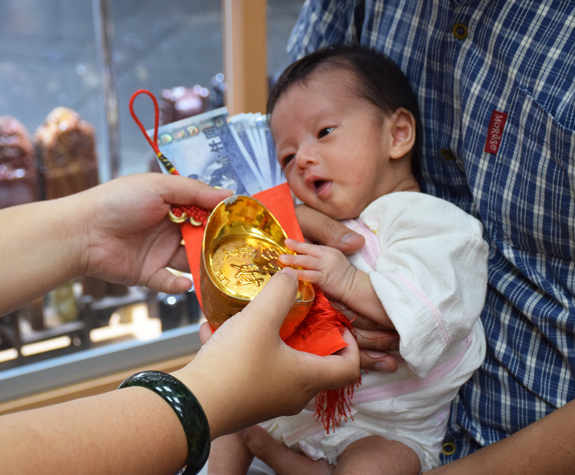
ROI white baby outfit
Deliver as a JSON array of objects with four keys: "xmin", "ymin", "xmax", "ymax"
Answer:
[{"xmin": 260, "ymin": 192, "xmax": 488, "ymax": 472}]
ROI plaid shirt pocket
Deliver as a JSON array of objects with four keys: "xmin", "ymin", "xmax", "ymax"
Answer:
[{"xmin": 489, "ymin": 87, "xmax": 575, "ymax": 260}]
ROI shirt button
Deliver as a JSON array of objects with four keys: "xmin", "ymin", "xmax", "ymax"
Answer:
[
  {"xmin": 452, "ymin": 23, "xmax": 468, "ymax": 40},
  {"xmin": 441, "ymin": 148, "xmax": 456, "ymax": 161},
  {"xmin": 442, "ymin": 441, "xmax": 456, "ymax": 456}
]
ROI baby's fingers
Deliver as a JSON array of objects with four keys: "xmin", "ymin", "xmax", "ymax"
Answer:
[
  {"xmin": 279, "ymin": 253, "xmax": 321, "ymax": 270},
  {"xmin": 285, "ymin": 238, "xmax": 324, "ymax": 256},
  {"xmin": 292, "ymin": 268, "xmax": 324, "ymax": 285}
]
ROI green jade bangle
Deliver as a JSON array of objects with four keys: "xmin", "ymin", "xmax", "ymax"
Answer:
[{"xmin": 118, "ymin": 371, "xmax": 211, "ymax": 475}]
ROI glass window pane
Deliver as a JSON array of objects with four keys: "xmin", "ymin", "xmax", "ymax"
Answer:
[{"xmin": 0, "ymin": 0, "xmax": 304, "ymax": 401}]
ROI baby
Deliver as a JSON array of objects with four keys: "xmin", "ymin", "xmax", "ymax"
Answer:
[{"xmin": 208, "ymin": 45, "xmax": 488, "ymax": 474}]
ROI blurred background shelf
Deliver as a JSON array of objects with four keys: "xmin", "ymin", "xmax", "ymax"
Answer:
[{"xmin": 0, "ymin": 0, "xmax": 303, "ymax": 179}]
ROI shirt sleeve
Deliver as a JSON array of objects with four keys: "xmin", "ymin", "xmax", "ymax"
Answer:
[
  {"xmin": 363, "ymin": 194, "xmax": 489, "ymax": 378},
  {"xmin": 287, "ymin": 0, "xmax": 365, "ymax": 61}
]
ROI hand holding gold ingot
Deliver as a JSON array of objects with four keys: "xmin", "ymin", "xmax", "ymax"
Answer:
[{"xmin": 200, "ymin": 195, "xmax": 314, "ymax": 339}]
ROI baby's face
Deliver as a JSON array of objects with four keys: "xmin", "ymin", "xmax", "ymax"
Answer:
[{"xmin": 270, "ymin": 69, "xmax": 399, "ymax": 220}]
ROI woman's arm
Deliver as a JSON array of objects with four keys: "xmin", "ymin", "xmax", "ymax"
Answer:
[
  {"xmin": 1, "ymin": 196, "xmax": 86, "ymax": 315},
  {"xmin": 0, "ymin": 260, "xmax": 360, "ymax": 475},
  {"xmin": 0, "ymin": 384, "xmax": 190, "ymax": 475},
  {"xmin": 0, "ymin": 173, "xmax": 231, "ymax": 316}
]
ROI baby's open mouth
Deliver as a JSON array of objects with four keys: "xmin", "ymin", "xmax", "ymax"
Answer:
[{"xmin": 314, "ymin": 180, "xmax": 330, "ymax": 194}]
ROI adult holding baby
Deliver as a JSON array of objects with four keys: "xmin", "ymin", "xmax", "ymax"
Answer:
[{"xmin": 244, "ymin": 1, "xmax": 575, "ymax": 473}]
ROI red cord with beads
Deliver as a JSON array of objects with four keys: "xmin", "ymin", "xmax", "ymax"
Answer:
[{"xmin": 129, "ymin": 89, "xmax": 208, "ymax": 224}]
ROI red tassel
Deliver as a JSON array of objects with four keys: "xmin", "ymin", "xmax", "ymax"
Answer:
[
  {"xmin": 292, "ymin": 286, "xmax": 362, "ymax": 433},
  {"xmin": 314, "ymin": 382, "xmax": 359, "ymax": 434}
]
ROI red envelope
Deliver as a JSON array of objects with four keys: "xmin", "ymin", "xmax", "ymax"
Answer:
[{"xmin": 181, "ymin": 182, "xmax": 349, "ymax": 356}]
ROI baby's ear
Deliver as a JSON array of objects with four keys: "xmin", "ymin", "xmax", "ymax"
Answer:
[{"xmin": 389, "ymin": 108, "xmax": 416, "ymax": 159}]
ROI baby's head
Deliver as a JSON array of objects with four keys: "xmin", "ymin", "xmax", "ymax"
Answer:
[{"xmin": 268, "ymin": 44, "xmax": 422, "ymax": 220}]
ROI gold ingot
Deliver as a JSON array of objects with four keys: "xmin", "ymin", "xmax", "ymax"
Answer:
[{"xmin": 200, "ymin": 195, "xmax": 314, "ymax": 339}]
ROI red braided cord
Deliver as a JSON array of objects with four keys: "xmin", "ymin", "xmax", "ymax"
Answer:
[
  {"xmin": 187, "ymin": 206, "xmax": 210, "ymax": 225},
  {"xmin": 129, "ymin": 89, "xmax": 213, "ymax": 223},
  {"xmin": 129, "ymin": 89, "xmax": 162, "ymax": 156},
  {"xmin": 128, "ymin": 91, "xmax": 180, "ymax": 176},
  {"xmin": 171, "ymin": 205, "xmax": 211, "ymax": 226}
]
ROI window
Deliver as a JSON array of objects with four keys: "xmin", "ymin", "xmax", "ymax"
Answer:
[{"xmin": 0, "ymin": 0, "xmax": 304, "ymax": 405}]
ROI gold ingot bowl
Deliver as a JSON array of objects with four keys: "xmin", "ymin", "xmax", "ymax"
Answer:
[{"xmin": 200, "ymin": 195, "xmax": 314, "ymax": 339}]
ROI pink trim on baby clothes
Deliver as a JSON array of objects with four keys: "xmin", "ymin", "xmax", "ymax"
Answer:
[
  {"xmin": 341, "ymin": 219, "xmax": 380, "ymax": 270},
  {"xmin": 351, "ymin": 332, "xmax": 474, "ymax": 405},
  {"xmin": 280, "ymin": 333, "xmax": 474, "ymax": 447}
]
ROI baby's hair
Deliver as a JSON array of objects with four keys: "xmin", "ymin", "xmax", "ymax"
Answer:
[{"xmin": 267, "ymin": 44, "xmax": 422, "ymax": 180}]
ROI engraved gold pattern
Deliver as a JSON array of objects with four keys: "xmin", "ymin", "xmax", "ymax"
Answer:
[{"xmin": 200, "ymin": 195, "xmax": 314, "ymax": 339}]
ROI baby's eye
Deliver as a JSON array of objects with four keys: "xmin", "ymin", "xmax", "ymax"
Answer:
[
  {"xmin": 318, "ymin": 127, "xmax": 335, "ymax": 139},
  {"xmin": 281, "ymin": 154, "xmax": 295, "ymax": 168}
]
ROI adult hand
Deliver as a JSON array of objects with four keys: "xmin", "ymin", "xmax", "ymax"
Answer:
[
  {"xmin": 77, "ymin": 173, "xmax": 232, "ymax": 294},
  {"xmin": 296, "ymin": 204, "xmax": 400, "ymax": 373},
  {"xmin": 0, "ymin": 173, "xmax": 232, "ymax": 315},
  {"xmin": 184, "ymin": 267, "xmax": 361, "ymax": 438},
  {"xmin": 0, "ymin": 268, "xmax": 358, "ymax": 475},
  {"xmin": 351, "ymin": 314, "xmax": 400, "ymax": 373},
  {"xmin": 296, "ymin": 204, "xmax": 365, "ymax": 254}
]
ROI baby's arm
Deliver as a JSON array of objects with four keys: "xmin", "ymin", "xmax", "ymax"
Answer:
[{"xmin": 280, "ymin": 239, "xmax": 394, "ymax": 329}]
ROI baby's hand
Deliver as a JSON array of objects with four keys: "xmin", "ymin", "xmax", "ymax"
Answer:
[{"xmin": 279, "ymin": 238, "xmax": 357, "ymax": 303}]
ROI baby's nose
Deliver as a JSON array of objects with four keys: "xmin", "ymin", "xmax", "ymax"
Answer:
[{"xmin": 296, "ymin": 143, "xmax": 319, "ymax": 167}]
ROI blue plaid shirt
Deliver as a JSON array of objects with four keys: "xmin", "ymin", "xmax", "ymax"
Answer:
[{"xmin": 288, "ymin": 0, "xmax": 575, "ymax": 463}]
